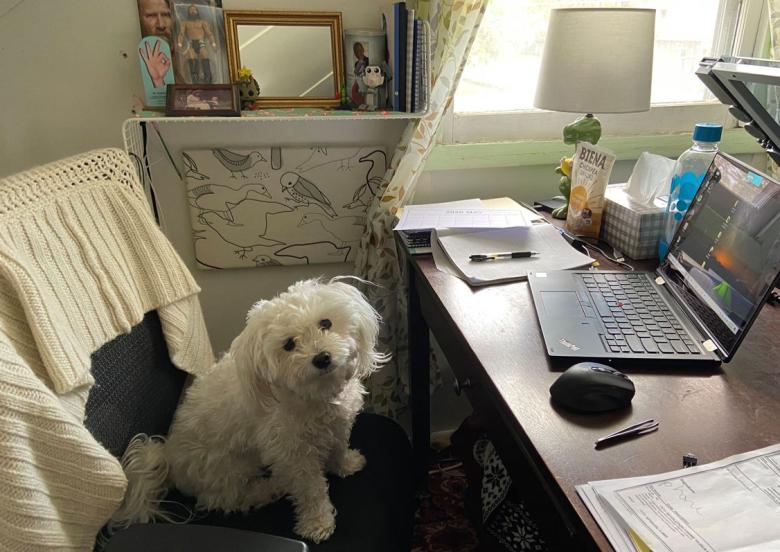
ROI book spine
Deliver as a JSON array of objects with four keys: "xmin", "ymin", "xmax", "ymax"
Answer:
[
  {"xmin": 397, "ymin": 3, "xmax": 408, "ymax": 112},
  {"xmin": 406, "ymin": 9, "xmax": 415, "ymax": 112},
  {"xmin": 392, "ymin": 3, "xmax": 403, "ymax": 111},
  {"xmin": 420, "ymin": 22, "xmax": 428, "ymax": 112},
  {"xmin": 412, "ymin": 19, "xmax": 422, "ymax": 113}
]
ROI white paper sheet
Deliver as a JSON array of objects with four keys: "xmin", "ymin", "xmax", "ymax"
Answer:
[
  {"xmin": 394, "ymin": 207, "xmax": 536, "ymax": 231},
  {"xmin": 578, "ymin": 443, "xmax": 780, "ymax": 552},
  {"xmin": 431, "ymin": 224, "xmax": 594, "ymax": 286}
]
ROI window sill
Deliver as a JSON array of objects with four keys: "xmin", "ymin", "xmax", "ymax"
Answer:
[{"xmin": 424, "ymin": 129, "xmax": 763, "ymax": 171}]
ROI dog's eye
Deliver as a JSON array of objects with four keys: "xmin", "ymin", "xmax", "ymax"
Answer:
[
  {"xmin": 319, "ymin": 319, "xmax": 332, "ymax": 330},
  {"xmin": 283, "ymin": 338, "xmax": 295, "ymax": 351}
]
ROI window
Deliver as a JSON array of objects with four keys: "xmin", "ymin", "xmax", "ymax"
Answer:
[{"xmin": 445, "ymin": 0, "xmax": 767, "ymax": 144}]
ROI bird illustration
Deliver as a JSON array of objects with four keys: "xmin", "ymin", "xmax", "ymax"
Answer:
[
  {"xmin": 188, "ymin": 183, "xmax": 271, "ymax": 224},
  {"xmin": 182, "ymin": 152, "xmax": 209, "ymax": 180},
  {"xmin": 252, "ymin": 255, "xmax": 282, "ymax": 267},
  {"xmin": 274, "ymin": 241, "xmax": 351, "ymax": 264},
  {"xmin": 212, "ymin": 148, "xmax": 267, "ymax": 178},
  {"xmin": 281, "ymin": 172, "xmax": 338, "ymax": 218},
  {"xmin": 343, "ymin": 150, "xmax": 387, "ymax": 209},
  {"xmin": 198, "ymin": 197, "xmax": 292, "ymax": 259},
  {"xmin": 295, "ymin": 146, "xmax": 329, "ymax": 171},
  {"xmin": 298, "ymin": 213, "xmax": 364, "ymax": 247}
]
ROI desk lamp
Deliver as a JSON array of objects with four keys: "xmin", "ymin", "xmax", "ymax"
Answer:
[{"xmin": 534, "ymin": 8, "xmax": 655, "ymax": 218}]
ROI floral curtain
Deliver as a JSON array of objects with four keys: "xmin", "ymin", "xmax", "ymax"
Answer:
[{"xmin": 355, "ymin": 0, "xmax": 489, "ymax": 418}]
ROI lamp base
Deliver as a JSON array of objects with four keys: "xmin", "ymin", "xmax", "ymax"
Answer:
[{"xmin": 551, "ymin": 114, "xmax": 602, "ymax": 219}]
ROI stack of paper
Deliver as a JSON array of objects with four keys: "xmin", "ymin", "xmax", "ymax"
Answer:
[
  {"xmin": 394, "ymin": 199, "xmax": 541, "ymax": 254},
  {"xmin": 577, "ymin": 443, "xmax": 780, "ymax": 552},
  {"xmin": 432, "ymin": 225, "xmax": 593, "ymax": 286}
]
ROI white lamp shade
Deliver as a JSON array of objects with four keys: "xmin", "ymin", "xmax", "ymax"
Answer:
[{"xmin": 534, "ymin": 8, "xmax": 655, "ymax": 114}]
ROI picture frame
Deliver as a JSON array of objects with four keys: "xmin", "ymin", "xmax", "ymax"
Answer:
[
  {"xmin": 165, "ymin": 83, "xmax": 240, "ymax": 116},
  {"xmin": 223, "ymin": 11, "xmax": 345, "ymax": 108}
]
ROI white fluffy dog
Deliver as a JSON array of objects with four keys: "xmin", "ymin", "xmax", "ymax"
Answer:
[{"xmin": 114, "ymin": 278, "xmax": 387, "ymax": 542}]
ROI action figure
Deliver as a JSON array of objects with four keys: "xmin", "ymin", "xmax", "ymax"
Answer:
[{"xmin": 176, "ymin": 4, "xmax": 217, "ymax": 83}]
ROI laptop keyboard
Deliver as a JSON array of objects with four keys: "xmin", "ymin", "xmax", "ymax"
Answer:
[{"xmin": 579, "ymin": 273, "xmax": 701, "ymax": 355}]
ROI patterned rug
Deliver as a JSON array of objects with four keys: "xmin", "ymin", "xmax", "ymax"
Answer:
[
  {"xmin": 412, "ymin": 439, "xmax": 552, "ymax": 552},
  {"xmin": 412, "ymin": 453, "xmax": 479, "ymax": 552}
]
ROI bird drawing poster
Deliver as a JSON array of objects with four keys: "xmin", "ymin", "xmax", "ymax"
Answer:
[{"xmin": 183, "ymin": 146, "xmax": 387, "ymax": 269}]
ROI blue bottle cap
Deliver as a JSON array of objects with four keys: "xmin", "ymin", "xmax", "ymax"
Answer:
[{"xmin": 692, "ymin": 123, "xmax": 723, "ymax": 143}]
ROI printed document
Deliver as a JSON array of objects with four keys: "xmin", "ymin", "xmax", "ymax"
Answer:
[
  {"xmin": 394, "ymin": 206, "xmax": 537, "ymax": 231},
  {"xmin": 577, "ymin": 443, "xmax": 780, "ymax": 552}
]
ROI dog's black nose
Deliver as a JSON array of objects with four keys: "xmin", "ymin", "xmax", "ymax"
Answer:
[{"xmin": 312, "ymin": 352, "xmax": 332, "ymax": 370}]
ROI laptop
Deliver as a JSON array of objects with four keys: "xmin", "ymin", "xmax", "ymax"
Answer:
[{"xmin": 528, "ymin": 152, "xmax": 780, "ymax": 364}]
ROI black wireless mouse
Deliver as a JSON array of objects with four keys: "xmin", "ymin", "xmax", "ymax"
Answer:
[{"xmin": 550, "ymin": 362, "xmax": 635, "ymax": 413}]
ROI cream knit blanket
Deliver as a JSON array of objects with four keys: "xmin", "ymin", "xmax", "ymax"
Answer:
[{"xmin": 0, "ymin": 149, "xmax": 214, "ymax": 551}]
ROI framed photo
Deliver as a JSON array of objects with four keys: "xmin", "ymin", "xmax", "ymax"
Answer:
[{"xmin": 165, "ymin": 83, "xmax": 240, "ymax": 116}]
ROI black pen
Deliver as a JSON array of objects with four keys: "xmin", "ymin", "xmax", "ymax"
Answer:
[{"xmin": 469, "ymin": 250, "xmax": 538, "ymax": 262}]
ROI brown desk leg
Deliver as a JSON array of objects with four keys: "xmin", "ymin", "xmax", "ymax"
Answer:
[{"xmin": 407, "ymin": 262, "xmax": 431, "ymax": 486}]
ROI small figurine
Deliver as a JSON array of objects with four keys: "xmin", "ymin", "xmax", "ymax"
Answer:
[
  {"xmin": 552, "ymin": 114, "xmax": 602, "ymax": 219},
  {"xmin": 176, "ymin": 4, "xmax": 218, "ymax": 84},
  {"xmin": 237, "ymin": 66, "xmax": 260, "ymax": 110},
  {"xmin": 360, "ymin": 65, "xmax": 385, "ymax": 111}
]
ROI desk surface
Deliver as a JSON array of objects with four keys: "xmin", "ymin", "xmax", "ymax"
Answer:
[{"xmin": 407, "ymin": 218, "xmax": 780, "ymax": 550}]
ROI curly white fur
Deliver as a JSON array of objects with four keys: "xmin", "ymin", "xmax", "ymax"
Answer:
[{"xmin": 111, "ymin": 278, "xmax": 388, "ymax": 543}]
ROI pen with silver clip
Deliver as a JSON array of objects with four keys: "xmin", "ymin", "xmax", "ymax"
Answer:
[
  {"xmin": 469, "ymin": 250, "xmax": 539, "ymax": 262},
  {"xmin": 594, "ymin": 419, "xmax": 659, "ymax": 448}
]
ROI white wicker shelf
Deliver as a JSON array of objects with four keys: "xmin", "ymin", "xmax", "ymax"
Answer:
[{"xmin": 122, "ymin": 107, "xmax": 427, "ymax": 165}]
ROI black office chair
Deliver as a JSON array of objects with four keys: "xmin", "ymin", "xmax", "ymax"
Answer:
[{"xmin": 86, "ymin": 311, "xmax": 415, "ymax": 551}]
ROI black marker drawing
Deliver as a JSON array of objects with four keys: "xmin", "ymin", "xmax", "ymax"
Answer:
[
  {"xmin": 189, "ymin": 183, "xmax": 271, "ymax": 224},
  {"xmin": 343, "ymin": 150, "xmax": 387, "ymax": 209},
  {"xmin": 298, "ymin": 213, "xmax": 364, "ymax": 247},
  {"xmin": 252, "ymin": 255, "xmax": 282, "ymax": 267},
  {"xmin": 184, "ymin": 146, "xmax": 384, "ymax": 269},
  {"xmin": 212, "ymin": 148, "xmax": 267, "ymax": 178},
  {"xmin": 183, "ymin": 152, "xmax": 209, "ymax": 180},
  {"xmin": 274, "ymin": 241, "xmax": 351, "ymax": 264},
  {"xmin": 281, "ymin": 172, "xmax": 338, "ymax": 218}
]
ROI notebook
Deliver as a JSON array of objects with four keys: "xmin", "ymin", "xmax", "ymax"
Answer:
[{"xmin": 528, "ymin": 152, "xmax": 780, "ymax": 363}]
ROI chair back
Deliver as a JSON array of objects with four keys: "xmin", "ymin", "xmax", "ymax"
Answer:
[{"xmin": 84, "ymin": 311, "xmax": 186, "ymax": 458}]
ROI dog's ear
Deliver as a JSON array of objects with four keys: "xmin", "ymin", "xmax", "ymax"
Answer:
[
  {"xmin": 332, "ymin": 282, "xmax": 388, "ymax": 379},
  {"xmin": 230, "ymin": 299, "xmax": 272, "ymax": 396},
  {"xmin": 246, "ymin": 300, "xmax": 268, "ymax": 320}
]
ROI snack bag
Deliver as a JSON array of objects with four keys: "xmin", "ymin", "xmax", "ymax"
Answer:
[{"xmin": 566, "ymin": 142, "xmax": 617, "ymax": 238}]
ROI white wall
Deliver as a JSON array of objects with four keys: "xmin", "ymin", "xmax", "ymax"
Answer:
[{"xmin": 0, "ymin": 0, "xmax": 389, "ymax": 178}]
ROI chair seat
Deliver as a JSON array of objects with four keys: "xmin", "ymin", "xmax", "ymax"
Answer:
[{"xmin": 114, "ymin": 413, "xmax": 415, "ymax": 552}]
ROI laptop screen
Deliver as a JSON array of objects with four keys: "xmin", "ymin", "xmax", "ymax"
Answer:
[{"xmin": 659, "ymin": 153, "xmax": 780, "ymax": 359}]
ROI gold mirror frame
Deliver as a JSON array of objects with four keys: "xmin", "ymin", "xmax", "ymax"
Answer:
[{"xmin": 224, "ymin": 11, "xmax": 344, "ymax": 108}]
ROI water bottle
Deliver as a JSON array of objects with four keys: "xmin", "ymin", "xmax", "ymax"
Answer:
[{"xmin": 658, "ymin": 123, "xmax": 722, "ymax": 259}]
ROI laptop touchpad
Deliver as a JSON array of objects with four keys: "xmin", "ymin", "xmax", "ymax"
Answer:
[{"xmin": 540, "ymin": 291, "xmax": 585, "ymax": 318}]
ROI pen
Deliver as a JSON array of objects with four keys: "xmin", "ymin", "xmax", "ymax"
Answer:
[
  {"xmin": 594, "ymin": 419, "xmax": 659, "ymax": 448},
  {"xmin": 469, "ymin": 250, "xmax": 538, "ymax": 262}
]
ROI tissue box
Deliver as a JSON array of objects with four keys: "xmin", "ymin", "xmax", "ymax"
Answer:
[{"xmin": 601, "ymin": 184, "xmax": 668, "ymax": 260}]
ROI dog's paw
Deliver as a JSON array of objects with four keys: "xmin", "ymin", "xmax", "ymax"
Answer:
[
  {"xmin": 239, "ymin": 480, "xmax": 281, "ymax": 511},
  {"xmin": 333, "ymin": 448, "xmax": 366, "ymax": 478},
  {"xmin": 295, "ymin": 506, "xmax": 337, "ymax": 543}
]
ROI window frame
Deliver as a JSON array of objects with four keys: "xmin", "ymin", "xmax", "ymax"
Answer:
[{"xmin": 440, "ymin": 0, "xmax": 768, "ymax": 146}]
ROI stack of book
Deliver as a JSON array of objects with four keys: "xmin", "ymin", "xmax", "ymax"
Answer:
[
  {"xmin": 382, "ymin": 2, "xmax": 429, "ymax": 113},
  {"xmin": 399, "ymin": 230, "xmax": 434, "ymax": 254}
]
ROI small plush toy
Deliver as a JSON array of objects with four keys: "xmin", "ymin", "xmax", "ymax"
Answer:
[
  {"xmin": 361, "ymin": 65, "xmax": 385, "ymax": 111},
  {"xmin": 237, "ymin": 66, "xmax": 260, "ymax": 110}
]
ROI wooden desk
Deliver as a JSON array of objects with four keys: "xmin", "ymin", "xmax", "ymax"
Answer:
[{"xmin": 402, "ymin": 213, "xmax": 780, "ymax": 550}]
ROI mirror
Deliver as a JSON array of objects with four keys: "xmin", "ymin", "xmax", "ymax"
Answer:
[{"xmin": 224, "ymin": 11, "xmax": 344, "ymax": 108}]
